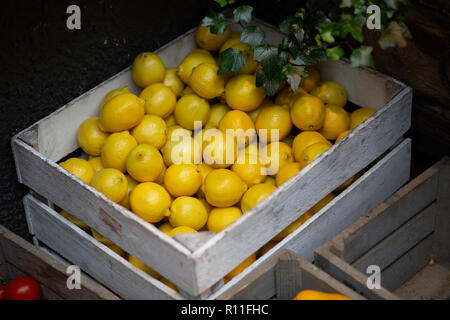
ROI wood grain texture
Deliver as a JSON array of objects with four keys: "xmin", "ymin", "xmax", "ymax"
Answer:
[{"xmin": 433, "ymin": 157, "xmax": 450, "ymax": 262}]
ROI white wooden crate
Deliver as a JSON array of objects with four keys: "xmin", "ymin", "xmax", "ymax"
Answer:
[
  {"xmin": 11, "ymin": 18, "xmax": 412, "ymax": 297},
  {"xmin": 314, "ymin": 158, "xmax": 450, "ymax": 300},
  {"xmin": 22, "ymin": 139, "xmax": 411, "ymax": 299}
]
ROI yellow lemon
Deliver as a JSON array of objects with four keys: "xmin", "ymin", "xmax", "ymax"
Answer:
[
  {"xmin": 131, "ymin": 114, "xmax": 167, "ymax": 149},
  {"xmin": 165, "ymin": 114, "xmax": 177, "ymax": 127},
  {"xmin": 177, "ymin": 49, "xmax": 216, "ymax": 84},
  {"xmin": 225, "ymin": 253, "xmax": 256, "ymax": 281},
  {"xmin": 139, "ymin": 83, "xmax": 176, "ymax": 119},
  {"xmin": 204, "ymin": 169, "xmax": 247, "ymax": 207},
  {"xmin": 219, "ymin": 33, "xmax": 241, "ymax": 53},
  {"xmin": 164, "ymin": 164, "xmax": 202, "ymax": 197},
  {"xmin": 310, "ymin": 193, "xmax": 336, "ymax": 215},
  {"xmin": 205, "ymin": 103, "xmax": 230, "ymax": 129},
  {"xmin": 168, "ymin": 196, "xmax": 208, "ymax": 230},
  {"xmin": 247, "ymin": 97, "xmax": 273, "ymax": 123},
  {"xmin": 264, "ymin": 176, "xmax": 276, "ymax": 186},
  {"xmin": 255, "ymin": 105, "xmax": 292, "ymax": 142},
  {"xmin": 189, "ymin": 63, "xmax": 225, "ymax": 99},
  {"xmin": 132, "ymin": 52, "xmax": 165, "ymax": 88},
  {"xmin": 202, "ymin": 128, "xmax": 237, "ymax": 169},
  {"xmin": 126, "ymin": 144, "xmax": 164, "ymax": 182},
  {"xmin": 274, "ymin": 86, "xmax": 307, "ymax": 108},
  {"xmin": 299, "ymin": 66, "xmax": 321, "ymax": 93},
  {"xmin": 180, "ymin": 86, "xmax": 195, "ymax": 97},
  {"xmin": 119, "ymin": 174, "xmax": 139, "ymax": 209},
  {"xmin": 99, "ymin": 93, "xmax": 145, "ymax": 132},
  {"xmin": 101, "ymin": 131, "xmax": 137, "ymax": 172},
  {"xmin": 59, "ymin": 210, "xmax": 89, "ymax": 231},
  {"xmin": 130, "ymin": 182, "xmax": 171, "ymax": 223},
  {"xmin": 77, "ymin": 117, "xmax": 109, "ymax": 156},
  {"xmin": 319, "ymin": 104, "xmax": 350, "ymax": 140},
  {"xmin": 273, "ymin": 211, "xmax": 313, "ymax": 241},
  {"xmin": 91, "ymin": 229, "xmax": 114, "ymax": 246},
  {"xmin": 225, "ymin": 74, "xmax": 266, "ymax": 112},
  {"xmin": 168, "ymin": 226, "xmax": 197, "ymax": 237},
  {"xmin": 158, "ymin": 222, "xmax": 173, "ymax": 236},
  {"xmin": 195, "ymin": 25, "xmax": 231, "ymax": 51},
  {"xmin": 207, "ymin": 207, "xmax": 242, "ymax": 233},
  {"xmin": 167, "ymin": 125, "xmax": 192, "ymax": 139},
  {"xmin": 311, "ymin": 81, "xmax": 347, "ymax": 108},
  {"xmin": 259, "ymin": 142, "xmax": 294, "ymax": 175},
  {"xmin": 163, "ymin": 67, "xmax": 184, "ymax": 97},
  {"xmin": 292, "ymin": 131, "xmax": 331, "ymax": 163},
  {"xmin": 162, "ymin": 134, "xmax": 202, "ymax": 166},
  {"xmin": 350, "ymin": 107, "xmax": 376, "ymax": 130},
  {"xmin": 241, "ymin": 183, "xmax": 277, "ymax": 213},
  {"xmin": 231, "ymin": 145, "xmax": 267, "ymax": 187},
  {"xmin": 199, "ymin": 198, "xmax": 213, "ymax": 214},
  {"xmin": 291, "ymin": 94, "xmax": 326, "ymax": 131},
  {"xmin": 230, "ymin": 43, "xmax": 259, "ymax": 74},
  {"xmin": 88, "ymin": 156, "xmax": 104, "ymax": 173},
  {"xmin": 196, "ymin": 163, "xmax": 214, "ymax": 198},
  {"xmin": 174, "ymin": 94, "xmax": 210, "ymax": 130},
  {"xmin": 219, "ymin": 110, "xmax": 256, "ymax": 147},
  {"xmin": 154, "ymin": 164, "xmax": 166, "ymax": 185},
  {"xmin": 292, "ymin": 290, "xmax": 351, "ymax": 300},
  {"xmin": 336, "ymin": 129, "xmax": 351, "ymax": 142},
  {"xmin": 275, "ymin": 162, "xmax": 302, "ymax": 187},
  {"xmin": 258, "ymin": 241, "xmax": 278, "ymax": 258},
  {"xmin": 300, "ymin": 142, "xmax": 331, "ymax": 168},
  {"xmin": 127, "ymin": 255, "xmax": 161, "ymax": 279},
  {"xmin": 101, "ymin": 87, "xmax": 130, "ymax": 107},
  {"xmin": 60, "ymin": 158, "xmax": 95, "ymax": 184},
  {"xmin": 90, "ymin": 168, "xmax": 128, "ymax": 202}
]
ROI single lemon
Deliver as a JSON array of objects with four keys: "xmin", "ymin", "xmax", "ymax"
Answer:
[
  {"xmin": 131, "ymin": 114, "xmax": 167, "ymax": 149},
  {"xmin": 292, "ymin": 131, "xmax": 331, "ymax": 163},
  {"xmin": 300, "ymin": 142, "xmax": 331, "ymax": 168},
  {"xmin": 165, "ymin": 114, "xmax": 177, "ymax": 127},
  {"xmin": 225, "ymin": 74, "xmax": 266, "ymax": 112},
  {"xmin": 91, "ymin": 229, "xmax": 114, "ymax": 246},
  {"xmin": 350, "ymin": 107, "xmax": 376, "ymax": 130},
  {"xmin": 204, "ymin": 169, "xmax": 248, "ymax": 207},
  {"xmin": 99, "ymin": 93, "xmax": 145, "ymax": 132},
  {"xmin": 158, "ymin": 222, "xmax": 173, "ymax": 236},
  {"xmin": 180, "ymin": 86, "xmax": 195, "ymax": 97},
  {"xmin": 274, "ymin": 86, "xmax": 307, "ymax": 108},
  {"xmin": 247, "ymin": 97, "xmax": 273, "ymax": 123},
  {"xmin": 275, "ymin": 162, "xmax": 302, "ymax": 187},
  {"xmin": 195, "ymin": 25, "xmax": 231, "ymax": 51},
  {"xmin": 59, "ymin": 210, "xmax": 89, "ymax": 231},
  {"xmin": 241, "ymin": 183, "xmax": 277, "ymax": 213},
  {"xmin": 132, "ymin": 52, "xmax": 166, "ymax": 88},
  {"xmin": 231, "ymin": 145, "xmax": 267, "ymax": 187},
  {"xmin": 336, "ymin": 129, "xmax": 351, "ymax": 142},
  {"xmin": 139, "ymin": 83, "xmax": 176, "ymax": 119},
  {"xmin": 77, "ymin": 117, "xmax": 110, "ymax": 156},
  {"xmin": 101, "ymin": 131, "xmax": 137, "ymax": 172},
  {"xmin": 174, "ymin": 93, "xmax": 210, "ymax": 130},
  {"xmin": 291, "ymin": 94, "xmax": 326, "ymax": 131},
  {"xmin": 126, "ymin": 144, "xmax": 165, "ymax": 182},
  {"xmin": 196, "ymin": 163, "xmax": 214, "ymax": 198},
  {"xmin": 90, "ymin": 168, "xmax": 128, "ymax": 202},
  {"xmin": 199, "ymin": 198, "xmax": 213, "ymax": 214},
  {"xmin": 219, "ymin": 33, "xmax": 241, "ymax": 53},
  {"xmin": 255, "ymin": 105, "xmax": 292, "ymax": 142},
  {"xmin": 205, "ymin": 103, "xmax": 230, "ymax": 129},
  {"xmin": 154, "ymin": 164, "xmax": 166, "ymax": 185},
  {"xmin": 264, "ymin": 176, "xmax": 276, "ymax": 186},
  {"xmin": 225, "ymin": 253, "xmax": 256, "ymax": 281},
  {"xmin": 219, "ymin": 110, "xmax": 256, "ymax": 147},
  {"xmin": 319, "ymin": 104, "xmax": 350, "ymax": 140},
  {"xmin": 207, "ymin": 207, "xmax": 242, "ymax": 233},
  {"xmin": 163, "ymin": 67, "xmax": 184, "ymax": 97},
  {"xmin": 168, "ymin": 226, "xmax": 197, "ymax": 237},
  {"xmin": 311, "ymin": 81, "xmax": 347, "ymax": 108},
  {"xmin": 273, "ymin": 211, "xmax": 312, "ymax": 241},
  {"xmin": 260, "ymin": 142, "xmax": 295, "ymax": 175},
  {"xmin": 119, "ymin": 174, "xmax": 139, "ymax": 210},
  {"xmin": 168, "ymin": 196, "xmax": 208, "ymax": 230},
  {"xmin": 162, "ymin": 134, "xmax": 202, "ymax": 166},
  {"xmin": 189, "ymin": 63, "xmax": 225, "ymax": 99},
  {"xmin": 293, "ymin": 290, "xmax": 350, "ymax": 300},
  {"xmin": 164, "ymin": 164, "xmax": 202, "ymax": 197},
  {"xmin": 88, "ymin": 156, "xmax": 104, "ymax": 173},
  {"xmin": 202, "ymin": 128, "xmax": 237, "ymax": 169},
  {"xmin": 127, "ymin": 255, "xmax": 161, "ymax": 279},
  {"xmin": 230, "ymin": 43, "xmax": 259, "ymax": 75},
  {"xmin": 60, "ymin": 158, "xmax": 95, "ymax": 184},
  {"xmin": 167, "ymin": 125, "xmax": 192, "ymax": 139},
  {"xmin": 130, "ymin": 182, "xmax": 171, "ymax": 223},
  {"xmin": 101, "ymin": 87, "xmax": 130, "ymax": 107},
  {"xmin": 299, "ymin": 66, "xmax": 321, "ymax": 93},
  {"xmin": 177, "ymin": 49, "xmax": 216, "ymax": 84}
]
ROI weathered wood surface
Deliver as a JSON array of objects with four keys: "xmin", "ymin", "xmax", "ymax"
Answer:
[{"xmin": 0, "ymin": 224, "xmax": 118, "ymax": 300}]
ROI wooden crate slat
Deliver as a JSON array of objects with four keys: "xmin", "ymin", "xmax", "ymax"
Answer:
[
  {"xmin": 23, "ymin": 195, "xmax": 184, "ymax": 300},
  {"xmin": 433, "ymin": 158, "xmax": 450, "ymax": 262}
]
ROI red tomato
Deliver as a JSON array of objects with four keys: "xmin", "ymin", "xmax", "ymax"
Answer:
[
  {"xmin": 6, "ymin": 276, "xmax": 41, "ymax": 300},
  {"xmin": 0, "ymin": 284, "xmax": 6, "ymax": 300}
]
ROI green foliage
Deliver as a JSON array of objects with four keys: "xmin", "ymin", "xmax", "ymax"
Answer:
[{"xmin": 204, "ymin": 1, "xmax": 410, "ymax": 96}]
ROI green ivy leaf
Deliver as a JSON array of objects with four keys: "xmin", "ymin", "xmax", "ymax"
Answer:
[
  {"xmin": 233, "ymin": 5, "xmax": 253, "ymax": 24},
  {"xmin": 291, "ymin": 52, "xmax": 316, "ymax": 66},
  {"xmin": 350, "ymin": 46, "xmax": 375, "ymax": 68},
  {"xmin": 284, "ymin": 64, "xmax": 306, "ymax": 92},
  {"xmin": 201, "ymin": 11, "xmax": 228, "ymax": 35},
  {"xmin": 218, "ymin": 48, "xmax": 246, "ymax": 75},
  {"xmin": 241, "ymin": 26, "xmax": 266, "ymax": 49},
  {"xmin": 256, "ymin": 70, "xmax": 280, "ymax": 97},
  {"xmin": 254, "ymin": 45, "xmax": 279, "ymax": 78},
  {"xmin": 326, "ymin": 46, "xmax": 345, "ymax": 61},
  {"xmin": 378, "ymin": 21, "xmax": 411, "ymax": 49}
]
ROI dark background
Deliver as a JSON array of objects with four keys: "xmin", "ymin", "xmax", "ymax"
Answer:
[{"xmin": 1, "ymin": 0, "xmax": 449, "ymax": 241}]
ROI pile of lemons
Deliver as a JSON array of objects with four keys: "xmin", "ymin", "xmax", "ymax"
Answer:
[{"xmin": 58, "ymin": 24, "xmax": 376, "ymax": 290}]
